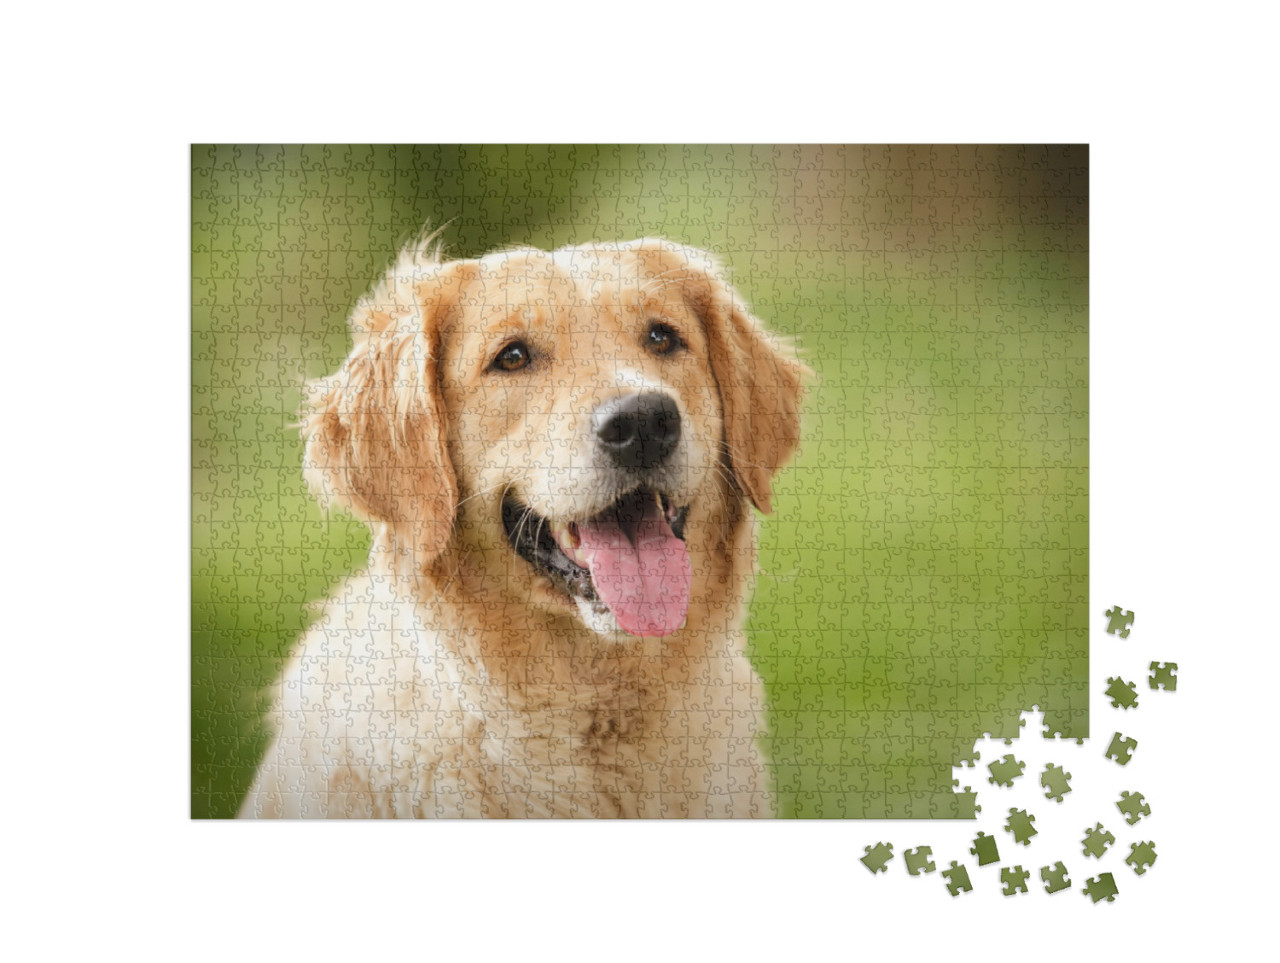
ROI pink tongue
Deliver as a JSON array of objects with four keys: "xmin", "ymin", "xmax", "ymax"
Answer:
[{"xmin": 576, "ymin": 499, "xmax": 691, "ymax": 637}]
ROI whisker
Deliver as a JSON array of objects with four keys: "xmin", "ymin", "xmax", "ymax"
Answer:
[{"xmin": 455, "ymin": 474, "xmax": 534, "ymax": 511}]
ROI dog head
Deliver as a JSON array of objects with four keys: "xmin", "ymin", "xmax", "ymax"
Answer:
[{"xmin": 303, "ymin": 235, "xmax": 806, "ymax": 639}]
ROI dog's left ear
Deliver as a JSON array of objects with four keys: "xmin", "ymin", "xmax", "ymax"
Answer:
[{"xmin": 700, "ymin": 278, "xmax": 808, "ymax": 514}]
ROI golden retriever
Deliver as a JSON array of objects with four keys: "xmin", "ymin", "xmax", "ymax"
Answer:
[{"xmin": 239, "ymin": 234, "xmax": 806, "ymax": 817}]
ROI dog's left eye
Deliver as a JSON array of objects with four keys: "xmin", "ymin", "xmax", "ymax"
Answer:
[
  {"xmin": 645, "ymin": 321, "xmax": 683, "ymax": 356},
  {"xmin": 491, "ymin": 341, "xmax": 532, "ymax": 372}
]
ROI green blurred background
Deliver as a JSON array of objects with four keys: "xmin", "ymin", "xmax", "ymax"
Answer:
[{"xmin": 192, "ymin": 145, "xmax": 1088, "ymax": 819}]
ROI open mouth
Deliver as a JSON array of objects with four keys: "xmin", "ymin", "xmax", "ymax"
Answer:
[{"xmin": 501, "ymin": 488, "xmax": 691, "ymax": 637}]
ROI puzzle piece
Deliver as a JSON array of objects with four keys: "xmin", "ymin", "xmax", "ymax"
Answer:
[
  {"xmin": 1104, "ymin": 676, "xmax": 1138, "ymax": 710},
  {"xmin": 970, "ymin": 831, "xmax": 1000, "ymax": 866},
  {"xmin": 1082, "ymin": 822, "xmax": 1115, "ymax": 858},
  {"xmin": 1125, "ymin": 841, "xmax": 1158, "ymax": 875},
  {"xmin": 1000, "ymin": 865, "xmax": 1030, "ymax": 896},
  {"xmin": 1105, "ymin": 606, "xmax": 1135, "ymax": 638},
  {"xmin": 1005, "ymin": 808, "xmax": 1037, "ymax": 845},
  {"xmin": 1117, "ymin": 791, "xmax": 1152, "ymax": 825},
  {"xmin": 1149, "ymin": 661, "xmax": 1178, "ymax": 691},
  {"xmin": 942, "ymin": 861, "xmax": 973, "ymax": 897},
  {"xmin": 860, "ymin": 842, "xmax": 894, "ymax": 874},
  {"xmin": 1041, "ymin": 763, "xmax": 1072, "ymax": 802},
  {"xmin": 1083, "ymin": 872, "xmax": 1119, "ymax": 903},
  {"xmin": 1105, "ymin": 732, "xmax": 1138, "ymax": 766},
  {"xmin": 953, "ymin": 783, "xmax": 982, "ymax": 817},
  {"xmin": 904, "ymin": 846, "xmax": 936, "ymax": 876},
  {"xmin": 1041, "ymin": 862, "xmax": 1071, "ymax": 894},
  {"xmin": 987, "ymin": 753, "xmax": 1026, "ymax": 787}
]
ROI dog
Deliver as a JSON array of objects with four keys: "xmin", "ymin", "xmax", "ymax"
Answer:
[{"xmin": 239, "ymin": 234, "xmax": 806, "ymax": 817}]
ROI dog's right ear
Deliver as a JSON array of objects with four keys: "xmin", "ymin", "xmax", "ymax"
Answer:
[{"xmin": 301, "ymin": 253, "xmax": 461, "ymax": 568}]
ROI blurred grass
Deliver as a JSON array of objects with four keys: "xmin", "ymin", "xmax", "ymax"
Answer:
[{"xmin": 192, "ymin": 145, "xmax": 1088, "ymax": 818}]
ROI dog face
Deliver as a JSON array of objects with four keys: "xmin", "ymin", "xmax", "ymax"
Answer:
[{"xmin": 303, "ymin": 237, "xmax": 804, "ymax": 640}]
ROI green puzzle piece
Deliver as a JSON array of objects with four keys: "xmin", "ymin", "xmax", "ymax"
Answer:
[
  {"xmin": 971, "ymin": 831, "xmax": 1000, "ymax": 866},
  {"xmin": 1126, "ymin": 841, "xmax": 1157, "ymax": 875},
  {"xmin": 1082, "ymin": 822, "xmax": 1115, "ymax": 858},
  {"xmin": 1041, "ymin": 763, "xmax": 1072, "ymax": 802},
  {"xmin": 1149, "ymin": 661, "xmax": 1178, "ymax": 691},
  {"xmin": 1105, "ymin": 677, "xmax": 1138, "ymax": 709},
  {"xmin": 904, "ymin": 846, "xmax": 936, "ymax": 876},
  {"xmin": 861, "ymin": 842, "xmax": 894, "ymax": 874},
  {"xmin": 1001, "ymin": 865, "xmax": 1030, "ymax": 895},
  {"xmin": 1117, "ymin": 791, "xmax": 1151, "ymax": 825},
  {"xmin": 1041, "ymin": 862, "xmax": 1071, "ymax": 894},
  {"xmin": 1105, "ymin": 732, "xmax": 1137, "ymax": 766},
  {"xmin": 988, "ymin": 753, "xmax": 1026, "ymax": 787},
  {"xmin": 1083, "ymin": 872, "xmax": 1118, "ymax": 903},
  {"xmin": 1105, "ymin": 606, "xmax": 1134, "ymax": 638},
  {"xmin": 943, "ymin": 861, "xmax": 973, "ymax": 897},
  {"xmin": 1005, "ymin": 808, "xmax": 1037, "ymax": 845}
]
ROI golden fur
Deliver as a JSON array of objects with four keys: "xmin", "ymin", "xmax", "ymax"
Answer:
[{"xmin": 240, "ymin": 236, "xmax": 806, "ymax": 817}]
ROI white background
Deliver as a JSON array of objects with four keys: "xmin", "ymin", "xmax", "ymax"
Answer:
[{"xmin": 4, "ymin": 2, "xmax": 1275, "ymax": 959}]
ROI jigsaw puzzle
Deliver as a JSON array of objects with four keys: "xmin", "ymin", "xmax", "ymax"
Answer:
[
  {"xmin": 1104, "ymin": 676, "xmax": 1139, "ymax": 710},
  {"xmin": 1001, "ymin": 865, "xmax": 1031, "ymax": 896},
  {"xmin": 861, "ymin": 843, "xmax": 894, "ymax": 874},
  {"xmin": 1125, "ymin": 841, "xmax": 1158, "ymax": 876},
  {"xmin": 989, "ymin": 754, "xmax": 1026, "ymax": 788},
  {"xmin": 1105, "ymin": 732, "xmax": 1138, "ymax": 766},
  {"xmin": 943, "ymin": 861, "xmax": 974, "ymax": 897},
  {"xmin": 1040, "ymin": 763, "xmax": 1072, "ymax": 802},
  {"xmin": 904, "ymin": 847, "xmax": 936, "ymax": 876},
  {"xmin": 1149, "ymin": 661, "xmax": 1178, "ymax": 691},
  {"xmin": 1116, "ymin": 791, "xmax": 1152, "ymax": 825},
  {"xmin": 1082, "ymin": 873, "xmax": 1119, "ymax": 904},
  {"xmin": 1082, "ymin": 823, "xmax": 1116, "ymax": 859},
  {"xmin": 971, "ymin": 831, "xmax": 1001, "ymax": 866},
  {"xmin": 1104, "ymin": 606, "xmax": 1135, "ymax": 638},
  {"xmin": 191, "ymin": 145, "xmax": 1090, "ymax": 819},
  {"xmin": 1041, "ymin": 862, "xmax": 1072, "ymax": 894},
  {"xmin": 1005, "ymin": 808, "xmax": 1038, "ymax": 845}
]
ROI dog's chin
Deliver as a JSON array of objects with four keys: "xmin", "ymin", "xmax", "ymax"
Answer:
[{"xmin": 572, "ymin": 596, "xmax": 629, "ymax": 640}]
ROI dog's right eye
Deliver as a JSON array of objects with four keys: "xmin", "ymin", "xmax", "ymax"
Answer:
[{"xmin": 491, "ymin": 341, "xmax": 531, "ymax": 372}]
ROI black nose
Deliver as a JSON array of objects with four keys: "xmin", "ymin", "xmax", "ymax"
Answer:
[{"xmin": 593, "ymin": 393, "xmax": 682, "ymax": 471}]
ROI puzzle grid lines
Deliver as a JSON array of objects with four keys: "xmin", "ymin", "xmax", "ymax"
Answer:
[{"xmin": 192, "ymin": 145, "xmax": 1088, "ymax": 819}]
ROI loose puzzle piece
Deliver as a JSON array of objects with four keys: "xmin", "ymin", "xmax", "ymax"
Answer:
[
  {"xmin": 1125, "ymin": 841, "xmax": 1158, "ymax": 875},
  {"xmin": 943, "ymin": 861, "xmax": 973, "ymax": 897},
  {"xmin": 1105, "ymin": 606, "xmax": 1135, "ymax": 638},
  {"xmin": 1000, "ymin": 865, "xmax": 1030, "ymax": 896},
  {"xmin": 860, "ymin": 842, "xmax": 894, "ymax": 874},
  {"xmin": 1041, "ymin": 862, "xmax": 1071, "ymax": 894},
  {"xmin": 970, "ymin": 831, "xmax": 1000, "ymax": 866},
  {"xmin": 1082, "ymin": 822, "xmax": 1115, "ymax": 858},
  {"xmin": 988, "ymin": 753, "xmax": 1026, "ymax": 787},
  {"xmin": 1117, "ymin": 790, "xmax": 1152, "ymax": 825},
  {"xmin": 904, "ymin": 846, "xmax": 936, "ymax": 876},
  {"xmin": 1041, "ymin": 763, "xmax": 1072, "ymax": 802},
  {"xmin": 1149, "ymin": 661, "xmax": 1178, "ymax": 691},
  {"xmin": 1005, "ymin": 808, "xmax": 1037, "ymax": 845},
  {"xmin": 1105, "ymin": 732, "xmax": 1138, "ymax": 766},
  {"xmin": 1105, "ymin": 676, "xmax": 1139, "ymax": 710},
  {"xmin": 1083, "ymin": 872, "xmax": 1118, "ymax": 903}
]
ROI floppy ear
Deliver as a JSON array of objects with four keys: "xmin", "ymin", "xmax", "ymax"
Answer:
[
  {"xmin": 691, "ymin": 261, "xmax": 808, "ymax": 515},
  {"xmin": 301, "ymin": 264, "xmax": 458, "ymax": 567}
]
